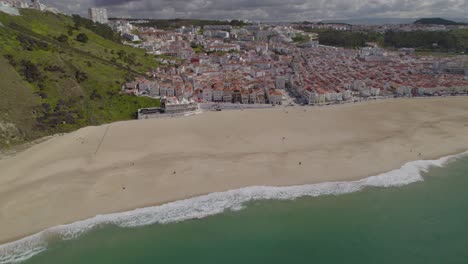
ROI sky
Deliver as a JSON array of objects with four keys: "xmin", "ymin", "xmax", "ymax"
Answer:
[{"xmin": 41, "ymin": 0, "xmax": 468, "ymax": 22}]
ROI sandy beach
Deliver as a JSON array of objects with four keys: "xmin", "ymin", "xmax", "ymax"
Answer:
[{"xmin": 1, "ymin": 97, "xmax": 468, "ymax": 244}]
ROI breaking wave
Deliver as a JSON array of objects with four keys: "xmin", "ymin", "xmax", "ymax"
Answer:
[{"xmin": 1, "ymin": 151, "xmax": 467, "ymax": 264}]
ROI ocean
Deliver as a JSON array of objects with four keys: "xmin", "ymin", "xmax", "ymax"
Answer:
[{"xmin": 2, "ymin": 153, "xmax": 468, "ymax": 264}]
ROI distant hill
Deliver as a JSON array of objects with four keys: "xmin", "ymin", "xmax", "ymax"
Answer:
[
  {"xmin": 414, "ymin": 18, "xmax": 465, "ymax": 25},
  {"xmin": 319, "ymin": 18, "xmax": 416, "ymax": 25},
  {"xmin": 0, "ymin": 9, "xmax": 160, "ymax": 149},
  {"xmin": 319, "ymin": 17, "xmax": 468, "ymax": 25}
]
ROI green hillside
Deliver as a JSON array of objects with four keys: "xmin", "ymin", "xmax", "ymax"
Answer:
[
  {"xmin": 0, "ymin": 56, "xmax": 39, "ymax": 148},
  {"xmin": 384, "ymin": 29, "xmax": 468, "ymax": 52},
  {"xmin": 414, "ymin": 18, "xmax": 465, "ymax": 25},
  {"xmin": 0, "ymin": 9, "xmax": 160, "ymax": 149}
]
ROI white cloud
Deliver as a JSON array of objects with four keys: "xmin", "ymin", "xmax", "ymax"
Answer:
[{"xmin": 41, "ymin": 0, "xmax": 468, "ymax": 21}]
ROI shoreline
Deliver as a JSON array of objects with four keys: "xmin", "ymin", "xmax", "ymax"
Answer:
[
  {"xmin": 2, "ymin": 97, "xmax": 468, "ymax": 250},
  {"xmin": 1, "ymin": 149, "xmax": 467, "ymax": 263}
]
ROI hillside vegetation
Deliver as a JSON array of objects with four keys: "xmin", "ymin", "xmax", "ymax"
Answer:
[
  {"xmin": 316, "ymin": 30, "xmax": 384, "ymax": 48},
  {"xmin": 0, "ymin": 56, "xmax": 38, "ymax": 147},
  {"xmin": 384, "ymin": 30, "xmax": 468, "ymax": 52},
  {"xmin": 313, "ymin": 28, "xmax": 468, "ymax": 52},
  {"xmin": 0, "ymin": 9, "xmax": 160, "ymax": 149},
  {"xmin": 414, "ymin": 18, "xmax": 466, "ymax": 25}
]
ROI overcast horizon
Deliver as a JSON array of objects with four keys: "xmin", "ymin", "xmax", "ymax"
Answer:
[{"xmin": 41, "ymin": 0, "xmax": 468, "ymax": 22}]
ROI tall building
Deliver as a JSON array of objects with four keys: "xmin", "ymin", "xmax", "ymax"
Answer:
[
  {"xmin": 31, "ymin": 0, "xmax": 41, "ymax": 9},
  {"xmin": 88, "ymin": 7, "xmax": 108, "ymax": 24}
]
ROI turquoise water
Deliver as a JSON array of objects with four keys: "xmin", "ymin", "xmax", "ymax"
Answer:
[{"xmin": 11, "ymin": 156, "xmax": 468, "ymax": 263}]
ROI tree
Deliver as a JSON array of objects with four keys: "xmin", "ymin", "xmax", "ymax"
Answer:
[
  {"xmin": 117, "ymin": 50, "xmax": 126, "ymax": 60},
  {"xmin": 21, "ymin": 60, "xmax": 42, "ymax": 83},
  {"xmin": 76, "ymin": 33, "xmax": 88, "ymax": 43},
  {"xmin": 318, "ymin": 30, "xmax": 371, "ymax": 48},
  {"xmin": 75, "ymin": 71, "xmax": 88, "ymax": 83},
  {"xmin": 292, "ymin": 34, "xmax": 310, "ymax": 43},
  {"xmin": 57, "ymin": 34, "xmax": 68, "ymax": 43}
]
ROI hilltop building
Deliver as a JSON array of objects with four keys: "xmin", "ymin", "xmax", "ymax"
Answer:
[
  {"xmin": 0, "ymin": 0, "xmax": 28, "ymax": 8},
  {"xmin": 88, "ymin": 7, "xmax": 108, "ymax": 24},
  {"xmin": 0, "ymin": 0, "xmax": 60, "ymax": 14},
  {"xmin": 0, "ymin": 1, "xmax": 20, "ymax": 15},
  {"xmin": 31, "ymin": 0, "xmax": 42, "ymax": 10}
]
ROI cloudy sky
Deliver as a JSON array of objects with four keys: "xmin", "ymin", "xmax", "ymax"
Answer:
[{"xmin": 42, "ymin": 0, "xmax": 468, "ymax": 22}]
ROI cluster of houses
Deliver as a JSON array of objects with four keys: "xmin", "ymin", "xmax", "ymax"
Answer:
[
  {"xmin": 114, "ymin": 20, "xmax": 468, "ymax": 109},
  {"xmin": 294, "ymin": 23, "xmax": 352, "ymax": 31},
  {"xmin": 290, "ymin": 45, "xmax": 468, "ymax": 105},
  {"xmin": 192, "ymin": 85, "xmax": 284, "ymax": 105},
  {"xmin": 114, "ymin": 21, "xmax": 302, "ymax": 61},
  {"xmin": 119, "ymin": 25, "xmax": 300, "ymax": 106},
  {"xmin": 122, "ymin": 77, "xmax": 284, "ymax": 106}
]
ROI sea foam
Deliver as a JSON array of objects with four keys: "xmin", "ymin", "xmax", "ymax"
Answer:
[{"xmin": 1, "ymin": 151, "xmax": 467, "ymax": 264}]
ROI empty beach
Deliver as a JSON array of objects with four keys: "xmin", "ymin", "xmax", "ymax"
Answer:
[{"xmin": 1, "ymin": 97, "xmax": 468, "ymax": 244}]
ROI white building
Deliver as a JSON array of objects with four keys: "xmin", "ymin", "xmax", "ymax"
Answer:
[
  {"xmin": 241, "ymin": 89, "xmax": 249, "ymax": 104},
  {"xmin": 0, "ymin": 1, "xmax": 20, "ymax": 15},
  {"xmin": 396, "ymin": 86, "xmax": 412, "ymax": 97},
  {"xmin": 159, "ymin": 86, "xmax": 167, "ymax": 96},
  {"xmin": 214, "ymin": 31, "xmax": 230, "ymax": 39},
  {"xmin": 31, "ymin": 0, "xmax": 43, "ymax": 10},
  {"xmin": 166, "ymin": 87, "xmax": 175, "ymax": 97},
  {"xmin": 213, "ymin": 88, "xmax": 224, "ymax": 102},
  {"xmin": 88, "ymin": 7, "xmax": 108, "ymax": 24},
  {"xmin": 266, "ymin": 89, "xmax": 283, "ymax": 105},
  {"xmin": 275, "ymin": 76, "xmax": 286, "ymax": 89},
  {"xmin": 370, "ymin": 87, "xmax": 381, "ymax": 97},
  {"xmin": 1, "ymin": 0, "xmax": 29, "ymax": 8},
  {"xmin": 123, "ymin": 33, "xmax": 140, "ymax": 42},
  {"xmin": 343, "ymin": 90, "xmax": 353, "ymax": 101},
  {"xmin": 202, "ymin": 87, "xmax": 213, "ymax": 102}
]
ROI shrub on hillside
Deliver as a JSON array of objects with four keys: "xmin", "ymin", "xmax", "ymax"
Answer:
[
  {"xmin": 384, "ymin": 30, "xmax": 462, "ymax": 51},
  {"xmin": 38, "ymin": 92, "xmax": 48, "ymax": 99},
  {"xmin": 44, "ymin": 65, "xmax": 65, "ymax": 73},
  {"xmin": 56, "ymin": 34, "xmax": 68, "ymax": 43},
  {"xmin": 17, "ymin": 35, "xmax": 49, "ymax": 51},
  {"xmin": 90, "ymin": 89, "xmax": 102, "ymax": 100},
  {"xmin": 42, "ymin": 103, "xmax": 51, "ymax": 112},
  {"xmin": 3, "ymin": 54, "xmax": 16, "ymax": 67},
  {"xmin": 75, "ymin": 70, "xmax": 88, "ymax": 83},
  {"xmin": 76, "ymin": 33, "xmax": 88, "ymax": 43},
  {"xmin": 20, "ymin": 60, "xmax": 42, "ymax": 83}
]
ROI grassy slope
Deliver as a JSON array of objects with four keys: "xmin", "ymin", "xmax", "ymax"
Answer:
[
  {"xmin": 0, "ymin": 9, "xmax": 160, "ymax": 149},
  {"xmin": 0, "ymin": 56, "xmax": 39, "ymax": 148}
]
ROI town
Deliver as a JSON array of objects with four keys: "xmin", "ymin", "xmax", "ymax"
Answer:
[
  {"xmin": 2, "ymin": 1, "xmax": 468, "ymax": 116},
  {"xmin": 110, "ymin": 15, "xmax": 468, "ymax": 116}
]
